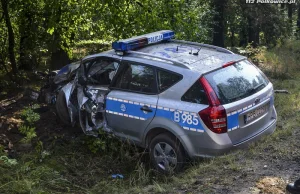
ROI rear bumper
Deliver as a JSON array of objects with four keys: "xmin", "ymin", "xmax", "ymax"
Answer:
[{"xmin": 181, "ymin": 117, "xmax": 277, "ymax": 158}]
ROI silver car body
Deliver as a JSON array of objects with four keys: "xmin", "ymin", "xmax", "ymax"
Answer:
[{"xmin": 62, "ymin": 40, "xmax": 277, "ymax": 158}]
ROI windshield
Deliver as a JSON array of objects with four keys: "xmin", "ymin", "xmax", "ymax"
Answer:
[{"xmin": 204, "ymin": 60, "xmax": 269, "ymax": 104}]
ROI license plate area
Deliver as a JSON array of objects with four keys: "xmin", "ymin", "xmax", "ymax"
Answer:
[{"xmin": 244, "ymin": 103, "xmax": 269, "ymax": 124}]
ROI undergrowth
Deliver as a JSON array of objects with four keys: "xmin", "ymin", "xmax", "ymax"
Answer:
[{"xmin": 19, "ymin": 104, "xmax": 40, "ymax": 143}]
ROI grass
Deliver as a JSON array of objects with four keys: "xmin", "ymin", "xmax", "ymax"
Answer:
[{"xmin": 1, "ymin": 40, "xmax": 300, "ymax": 193}]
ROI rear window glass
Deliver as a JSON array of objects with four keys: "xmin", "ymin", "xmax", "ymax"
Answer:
[
  {"xmin": 181, "ymin": 81, "xmax": 209, "ymax": 105},
  {"xmin": 157, "ymin": 69, "xmax": 182, "ymax": 92},
  {"xmin": 205, "ymin": 60, "xmax": 269, "ymax": 104}
]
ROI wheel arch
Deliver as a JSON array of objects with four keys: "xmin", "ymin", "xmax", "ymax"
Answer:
[
  {"xmin": 145, "ymin": 127, "xmax": 174, "ymax": 147},
  {"xmin": 143, "ymin": 118, "xmax": 193, "ymax": 158}
]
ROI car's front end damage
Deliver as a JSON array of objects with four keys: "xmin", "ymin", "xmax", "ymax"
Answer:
[{"xmin": 39, "ymin": 58, "xmax": 117, "ymax": 136}]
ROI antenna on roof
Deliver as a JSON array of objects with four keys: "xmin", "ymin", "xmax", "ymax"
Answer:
[{"xmin": 193, "ymin": 46, "xmax": 202, "ymax": 56}]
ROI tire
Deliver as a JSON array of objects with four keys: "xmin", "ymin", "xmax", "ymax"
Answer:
[
  {"xmin": 55, "ymin": 90, "xmax": 71, "ymax": 125},
  {"xmin": 149, "ymin": 133, "xmax": 186, "ymax": 174}
]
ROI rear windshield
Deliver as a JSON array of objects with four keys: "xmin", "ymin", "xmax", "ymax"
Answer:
[{"xmin": 204, "ymin": 60, "xmax": 269, "ymax": 104}]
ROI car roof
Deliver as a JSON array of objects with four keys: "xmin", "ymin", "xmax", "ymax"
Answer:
[{"xmin": 83, "ymin": 40, "xmax": 246, "ymax": 75}]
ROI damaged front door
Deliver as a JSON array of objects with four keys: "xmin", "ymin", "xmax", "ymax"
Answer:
[
  {"xmin": 76, "ymin": 57, "xmax": 120, "ymax": 136},
  {"xmin": 106, "ymin": 61, "xmax": 158, "ymax": 143}
]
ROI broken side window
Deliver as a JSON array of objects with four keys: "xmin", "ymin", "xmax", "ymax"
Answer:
[{"xmin": 80, "ymin": 58, "xmax": 120, "ymax": 86}]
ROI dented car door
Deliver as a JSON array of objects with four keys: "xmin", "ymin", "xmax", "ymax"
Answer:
[{"xmin": 75, "ymin": 57, "xmax": 121, "ymax": 136}]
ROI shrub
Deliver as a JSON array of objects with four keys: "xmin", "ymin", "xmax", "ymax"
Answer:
[
  {"xmin": 0, "ymin": 156, "xmax": 18, "ymax": 167},
  {"xmin": 19, "ymin": 104, "xmax": 40, "ymax": 142},
  {"xmin": 20, "ymin": 104, "xmax": 40, "ymax": 126}
]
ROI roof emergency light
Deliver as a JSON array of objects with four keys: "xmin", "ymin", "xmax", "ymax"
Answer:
[{"xmin": 112, "ymin": 30, "xmax": 175, "ymax": 52}]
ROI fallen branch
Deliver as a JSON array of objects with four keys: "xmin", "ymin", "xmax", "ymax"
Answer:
[{"xmin": 274, "ymin": 90, "xmax": 289, "ymax": 94}]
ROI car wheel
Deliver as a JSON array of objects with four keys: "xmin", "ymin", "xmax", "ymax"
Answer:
[
  {"xmin": 55, "ymin": 90, "xmax": 71, "ymax": 125},
  {"xmin": 149, "ymin": 133, "xmax": 186, "ymax": 174}
]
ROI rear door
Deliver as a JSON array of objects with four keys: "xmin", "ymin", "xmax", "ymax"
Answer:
[
  {"xmin": 106, "ymin": 61, "xmax": 158, "ymax": 143},
  {"xmin": 204, "ymin": 60, "xmax": 276, "ymax": 144}
]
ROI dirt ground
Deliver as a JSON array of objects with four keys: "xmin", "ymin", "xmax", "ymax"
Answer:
[{"xmin": 0, "ymin": 90, "xmax": 82, "ymax": 153}]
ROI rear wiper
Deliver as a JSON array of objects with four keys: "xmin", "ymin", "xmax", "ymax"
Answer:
[
  {"xmin": 249, "ymin": 83, "xmax": 265, "ymax": 94},
  {"xmin": 254, "ymin": 83, "xmax": 265, "ymax": 90}
]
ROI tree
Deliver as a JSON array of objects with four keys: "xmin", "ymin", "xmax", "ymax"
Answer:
[
  {"xmin": 18, "ymin": 0, "xmax": 44, "ymax": 70},
  {"xmin": 297, "ymin": 3, "xmax": 300, "ymax": 38},
  {"xmin": 211, "ymin": 0, "xmax": 227, "ymax": 47},
  {"xmin": 288, "ymin": 3, "xmax": 293, "ymax": 24},
  {"xmin": 1, "ymin": 0, "xmax": 17, "ymax": 74}
]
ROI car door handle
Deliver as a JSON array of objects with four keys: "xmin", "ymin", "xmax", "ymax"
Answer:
[{"xmin": 140, "ymin": 105, "xmax": 152, "ymax": 112}]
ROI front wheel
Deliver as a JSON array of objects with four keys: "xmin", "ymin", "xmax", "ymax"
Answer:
[
  {"xmin": 55, "ymin": 90, "xmax": 71, "ymax": 125},
  {"xmin": 149, "ymin": 133, "xmax": 186, "ymax": 174}
]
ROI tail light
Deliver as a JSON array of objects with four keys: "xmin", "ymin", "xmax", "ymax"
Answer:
[{"xmin": 199, "ymin": 77, "xmax": 227, "ymax": 134}]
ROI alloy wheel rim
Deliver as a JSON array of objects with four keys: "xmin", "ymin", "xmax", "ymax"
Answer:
[{"xmin": 153, "ymin": 142, "xmax": 177, "ymax": 171}]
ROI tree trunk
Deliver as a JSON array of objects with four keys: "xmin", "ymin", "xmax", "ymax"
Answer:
[
  {"xmin": 230, "ymin": 28, "xmax": 235, "ymax": 47},
  {"xmin": 247, "ymin": 10, "xmax": 259, "ymax": 47},
  {"xmin": 288, "ymin": 4, "xmax": 293, "ymax": 25},
  {"xmin": 48, "ymin": 3, "xmax": 70, "ymax": 70},
  {"xmin": 280, "ymin": 3, "xmax": 285, "ymax": 12},
  {"xmin": 297, "ymin": 3, "xmax": 300, "ymax": 38},
  {"xmin": 19, "ymin": 8, "xmax": 30, "ymax": 70},
  {"xmin": 50, "ymin": 48, "xmax": 70, "ymax": 70},
  {"xmin": 239, "ymin": 27, "xmax": 247, "ymax": 47},
  {"xmin": 247, "ymin": 16, "xmax": 255, "ymax": 45},
  {"xmin": 1, "ymin": 0, "xmax": 17, "ymax": 74},
  {"xmin": 19, "ymin": 5, "xmax": 36, "ymax": 71},
  {"xmin": 212, "ymin": 0, "xmax": 226, "ymax": 47},
  {"xmin": 288, "ymin": 4, "xmax": 293, "ymax": 20},
  {"xmin": 49, "ymin": 28, "xmax": 71, "ymax": 70},
  {"xmin": 19, "ymin": 34, "xmax": 29, "ymax": 70}
]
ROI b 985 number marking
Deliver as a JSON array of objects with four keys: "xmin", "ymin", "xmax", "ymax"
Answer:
[{"xmin": 174, "ymin": 111, "xmax": 199, "ymax": 125}]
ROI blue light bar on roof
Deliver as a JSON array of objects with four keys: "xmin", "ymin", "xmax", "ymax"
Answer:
[{"xmin": 112, "ymin": 30, "xmax": 175, "ymax": 52}]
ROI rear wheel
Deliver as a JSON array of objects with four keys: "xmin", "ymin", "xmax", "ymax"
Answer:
[
  {"xmin": 149, "ymin": 133, "xmax": 186, "ymax": 174},
  {"xmin": 55, "ymin": 91, "xmax": 71, "ymax": 125}
]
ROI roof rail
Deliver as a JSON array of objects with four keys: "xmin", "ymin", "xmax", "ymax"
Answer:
[
  {"xmin": 170, "ymin": 39, "xmax": 234, "ymax": 54},
  {"xmin": 126, "ymin": 50, "xmax": 189, "ymax": 69}
]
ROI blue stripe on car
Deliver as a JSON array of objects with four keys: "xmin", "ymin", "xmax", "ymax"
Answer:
[{"xmin": 106, "ymin": 98, "xmax": 205, "ymax": 132}]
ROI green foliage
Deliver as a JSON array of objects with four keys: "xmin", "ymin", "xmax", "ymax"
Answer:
[
  {"xmin": 19, "ymin": 104, "xmax": 40, "ymax": 143},
  {"xmin": 85, "ymin": 136, "xmax": 106, "ymax": 154},
  {"xmin": 1, "ymin": 0, "xmax": 216, "ymax": 72},
  {"xmin": 0, "ymin": 79, "xmax": 10, "ymax": 90},
  {"xmin": 73, "ymin": 40, "xmax": 111, "ymax": 60},
  {"xmin": 18, "ymin": 125, "xmax": 37, "ymax": 143},
  {"xmin": 84, "ymin": 130, "xmax": 134, "ymax": 155},
  {"xmin": 232, "ymin": 44, "xmax": 267, "ymax": 63},
  {"xmin": 0, "ymin": 156, "xmax": 18, "ymax": 167},
  {"xmin": 1, "ymin": 0, "xmax": 299, "ymax": 73},
  {"xmin": 20, "ymin": 104, "xmax": 40, "ymax": 126},
  {"xmin": 35, "ymin": 140, "xmax": 43, "ymax": 154},
  {"xmin": 129, "ymin": 163, "xmax": 153, "ymax": 187},
  {"xmin": 254, "ymin": 40, "xmax": 300, "ymax": 79}
]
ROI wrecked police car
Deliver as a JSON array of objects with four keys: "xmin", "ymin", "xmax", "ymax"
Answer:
[{"xmin": 39, "ymin": 30, "xmax": 277, "ymax": 173}]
